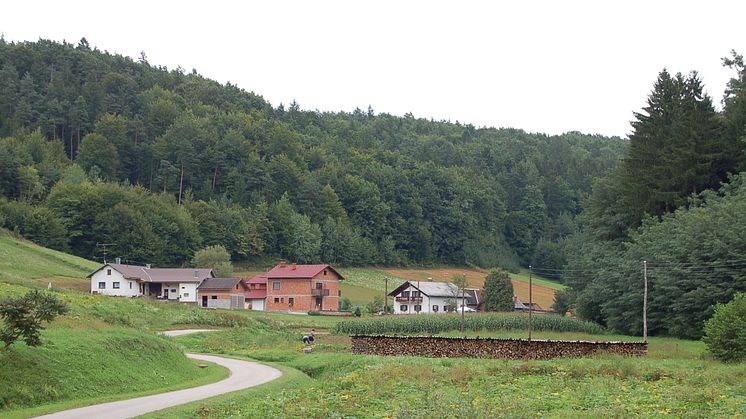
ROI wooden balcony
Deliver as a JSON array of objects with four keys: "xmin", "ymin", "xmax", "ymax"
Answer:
[
  {"xmin": 395, "ymin": 296, "xmax": 423, "ymax": 302},
  {"xmin": 311, "ymin": 288, "xmax": 331, "ymax": 297}
]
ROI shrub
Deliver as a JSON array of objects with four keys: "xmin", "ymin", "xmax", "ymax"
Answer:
[
  {"xmin": 551, "ymin": 289, "xmax": 572, "ymax": 315},
  {"xmin": 0, "ymin": 290, "xmax": 69, "ymax": 349},
  {"xmin": 703, "ymin": 293, "xmax": 746, "ymax": 362},
  {"xmin": 353, "ymin": 307, "xmax": 362, "ymax": 317}
]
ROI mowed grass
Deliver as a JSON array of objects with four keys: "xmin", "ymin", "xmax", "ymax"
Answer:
[
  {"xmin": 0, "ymin": 231, "xmax": 98, "ymax": 287},
  {"xmin": 0, "ymin": 325, "xmax": 226, "ymax": 416}
]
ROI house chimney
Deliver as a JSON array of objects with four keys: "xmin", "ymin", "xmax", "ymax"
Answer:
[
  {"xmin": 279, "ymin": 260, "xmax": 286, "ymax": 268},
  {"xmin": 145, "ymin": 264, "xmax": 151, "ymax": 269},
  {"xmin": 194, "ymin": 270, "xmax": 198, "ymax": 278},
  {"xmin": 115, "ymin": 257, "xmax": 121, "ymax": 264},
  {"xmin": 292, "ymin": 263, "xmax": 297, "ymax": 270}
]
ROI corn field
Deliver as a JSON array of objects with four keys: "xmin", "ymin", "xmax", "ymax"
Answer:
[{"xmin": 334, "ymin": 313, "xmax": 605, "ymax": 335}]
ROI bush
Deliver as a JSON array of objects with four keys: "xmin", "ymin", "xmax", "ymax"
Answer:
[
  {"xmin": 1, "ymin": 290, "xmax": 69, "ymax": 349},
  {"xmin": 703, "ymin": 293, "xmax": 746, "ymax": 362},
  {"xmin": 353, "ymin": 307, "xmax": 362, "ymax": 317}
]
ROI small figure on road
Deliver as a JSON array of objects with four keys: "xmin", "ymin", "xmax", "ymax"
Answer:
[{"xmin": 302, "ymin": 329, "xmax": 315, "ymax": 345}]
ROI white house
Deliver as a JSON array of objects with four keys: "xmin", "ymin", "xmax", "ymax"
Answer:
[
  {"xmin": 388, "ymin": 281, "xmax": 469, "ymax": 314},
  {"xmin": 87, "ymin": 261, "xmax": 213, "ymax": 303}
]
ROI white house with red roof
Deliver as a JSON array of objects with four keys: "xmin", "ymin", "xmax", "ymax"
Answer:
[{"xmin": 87, "ymin": 261, "xmax": 213, "ymax": 303}]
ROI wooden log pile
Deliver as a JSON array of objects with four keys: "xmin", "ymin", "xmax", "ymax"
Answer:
[{"xmin": 351, "ymin": 335, "xmax": 647, "ymax": 359}]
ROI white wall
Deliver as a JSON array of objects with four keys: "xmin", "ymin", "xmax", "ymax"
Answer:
[
  {"xmin": 392, "ymin": 285, "xmax": 466, "ymax": 315},
  {"xmin": 248, "ymin": 298, "xmax": 265, "ymax": 311},
  {"xmin": 179, "ymin": 283, "xmax": 198, "ymax": 303},
  {"xmin": 90, "ymin": 266, "xmax": 140, "ymax": 297}
]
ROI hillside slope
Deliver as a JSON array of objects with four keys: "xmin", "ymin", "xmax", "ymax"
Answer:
[{"xmin": 0, "ymin": 230, "xmax": 97, "ymax": 289}]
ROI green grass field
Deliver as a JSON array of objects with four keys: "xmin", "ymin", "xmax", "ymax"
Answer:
[
  {"xmin": 512, "ymin": 269, "xmax": 567, "ymax": 290},
  {"xmin": 1, "ymin": 231, "xmax": 744, "ymax": 418}
]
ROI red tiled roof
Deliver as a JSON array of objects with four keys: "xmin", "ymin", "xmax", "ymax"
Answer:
[
  {"xmin": 266, "ymin": 263, "xmax": 343, "ymax": 279},
  {"xmin": 245, "ymin": 289, "xmax": 267, "ymax": 299},
  {"xmin": 246, "ymin": 275, "xmax": 267, "ymax": 284}
]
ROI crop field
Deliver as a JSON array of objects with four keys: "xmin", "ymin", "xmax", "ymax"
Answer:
[{"xmin": 382, "ymin": 267, "xmax": 561, "ymax": 310}]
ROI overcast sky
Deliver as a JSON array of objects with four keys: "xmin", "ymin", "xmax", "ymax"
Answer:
[{"xmin": 2, "ymin": 1, "xmax": 745, "ymax": 138}]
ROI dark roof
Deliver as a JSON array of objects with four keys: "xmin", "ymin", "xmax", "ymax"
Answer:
[
  {"xmin": 464, "ymin": 288, "xmax": 480, "ymax": 306},
  {"xmin": 198, "ymin": 277, "xmax": 245, "ymax": 291},
  {"xmin": 88, "ymin": 264, "xmax": 213, "ymax": 283},
  {"xmin": 266, "ymin": 263, "xmax": 344, "ymax": 280}
]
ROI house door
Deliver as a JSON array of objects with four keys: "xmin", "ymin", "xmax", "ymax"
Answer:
[
  {"xmin": 202, "ymin": 295, "xmax": 208, "ymax": 307},
  {"xmin": 315, "ymin": 297, "xmax": 323, "ymax": 310}
]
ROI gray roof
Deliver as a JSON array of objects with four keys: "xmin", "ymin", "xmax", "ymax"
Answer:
[
  {"xmin": 89, "ymin": 264, "xmax": 213, "ymax": 283},
  {"xmin": 388, "ymin": 281, "xmax": 462, "ymax": 298},
  {"xmin": 198, "ymin": 278, "xmax": 244, "ymax": 291}
]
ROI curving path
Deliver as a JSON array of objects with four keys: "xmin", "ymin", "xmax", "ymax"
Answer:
[{"xmin": 36, "ymin": 330, "xmax": 282, "ymax": 419}]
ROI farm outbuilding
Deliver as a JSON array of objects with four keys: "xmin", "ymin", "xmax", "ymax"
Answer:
[{"xmin": 197, "ymin": 277, "xmax": 249, "ymax": 309}]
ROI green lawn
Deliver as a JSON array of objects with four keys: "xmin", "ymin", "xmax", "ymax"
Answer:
[{"xmin": 512, "ymin": 269, "xmax": 567, "ymax": 290}]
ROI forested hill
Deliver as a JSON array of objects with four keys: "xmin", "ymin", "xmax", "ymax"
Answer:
[{"xmin": 0, "ymin": 38, "xmax": 626, "ymax": 268}]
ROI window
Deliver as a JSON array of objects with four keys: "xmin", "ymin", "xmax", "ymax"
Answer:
[
  {"xmin": 280, "ymin": 297, "xmax": 284, "ymax": 303},
  {"xmin": 443, "ymin": 305, "xmax": 450, "ymax": 312},
  {"xmin": 98, "ymin": 282, "xmax": 106, "ymax": 289},
  {"xmin": 288, "ymin": 297, "xmax": 294, "ymax": 307},
  {"xmin": 414, "ymin": 305, "xmax": 422, "ymax": 312},
  {"xmin": 171, "ymin": 289, "xmax": 177, "ymax": 293},
  {"xmin": 323, "ymin": 270, "xmax": 327, "ymax": 276},
  {"xmin": 273, "ymin": 281, "xmax": 280, "ymax": 290},
  {"xmin": 211, "ymin": 296, "xmax": 218, "ymax": 300},
  {"xmin": 433, "ymin": 305, "xmax": 439, "ymax": 312},
  {"xmin": 412, "ymin": 291, "xmax": 420, "ymax": 298},
  {"xmin": 129, "ymin": 282, "xmax": 132, "ymax": 289},
  {"xmin": 401, "ymin": 305, "xmax": 408, "ymax": 312},
  {"xmin": 338, "ymin": 290, "xmax": 342, "ymax": 296},
  {"xmin": 274, "ymin": 297, "xmax": 280, "ymax": 303},
  {"xmin": 183, "ymin": 293, "xmax": 189, "ymax": 297},
  {"xmin": 315, "ymin": 282, "xmax": 323, "ymax": 289},
  {"xmin": 107, "ymin": 269, "xmax": 112, "ymax": 276},
  {"xmin": 236, "ymin": 284, "xmax": 239, "ymax": 289},
  {"xmin": 402, "ymin": 291, "xmax": 410, "ymax": 298},
  {"xmin": 112, "ymin": 282, "xmax": 120, "ymax": 289},
  {"xmin": 181, "ymin": 286, "xmax": 186, "ymax": 289}
]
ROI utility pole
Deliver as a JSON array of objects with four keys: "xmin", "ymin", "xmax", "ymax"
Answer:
[
  {"xmin": 384, "ymin": 277, "xmax": 388, "ymax": 315},
  {"xmin": 528, "ymin": 265, "xmax": 533, "ymax": 342},
  {"xmin": 643, "ymin": 260, "xmax": 648, "ymax": 343},
  {"xmin": 96, "ymin": 243, "xmax": 115, "ymax": 264}
]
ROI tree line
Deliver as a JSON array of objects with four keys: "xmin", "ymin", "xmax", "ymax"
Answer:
[
  {"xmin": 564, "ymin": 52, "xmax": 746, "ymax": 339},
  {"xmin": 0, "ymin": 38, "xmax": 625, "ymax": 268}
]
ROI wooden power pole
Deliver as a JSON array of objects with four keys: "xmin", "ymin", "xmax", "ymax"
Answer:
[
  {"xmin": 643, "ymin": 260, "xmax": 648, "ymax": 343},
  {"xmin": 528, "ymin": 265, "xmax": 533, "ymax": 342}
]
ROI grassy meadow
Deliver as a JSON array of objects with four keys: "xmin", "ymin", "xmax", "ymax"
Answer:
[{"xmin": 1, "ymin": 231, "xmax": 744, "ymax": 418}]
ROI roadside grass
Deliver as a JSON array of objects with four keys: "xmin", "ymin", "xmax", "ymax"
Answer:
[
  {"xmin": 151, "ymin": 327, "xmax": 746, "ymax": 418},
  {"xmin": 0, "ymin": 326, "xmax": 226, "ymax": 415}
]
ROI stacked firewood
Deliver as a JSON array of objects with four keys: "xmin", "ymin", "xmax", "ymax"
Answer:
[{"xmin": 351, "ymin": 335, "xmax": 647, "ymax": 359}]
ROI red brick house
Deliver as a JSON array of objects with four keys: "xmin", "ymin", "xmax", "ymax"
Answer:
[
  {"xmin": 197, "ymin": 278, "xmax": 250, "ymax": 309},
  {"xmin": 265, "ymin": 262, "xmax": 343, "ymax": 312}
]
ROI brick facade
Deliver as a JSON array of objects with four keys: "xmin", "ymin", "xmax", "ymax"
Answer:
[{"xmin": 266, "ymin": 267, "xmax": 341, "ymax": 312}]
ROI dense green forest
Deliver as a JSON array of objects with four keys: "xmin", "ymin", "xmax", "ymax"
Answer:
[
  {"xmin": 0, "ymin": 38, "xmax": 624, "ymax": 269},
  {"xmin": 561, "ymin": 55, "xmax": 746, "ymax": 339},
  {"xmin": 2, "ymin": 38, "xmax": 744, "ymax": 339}
]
